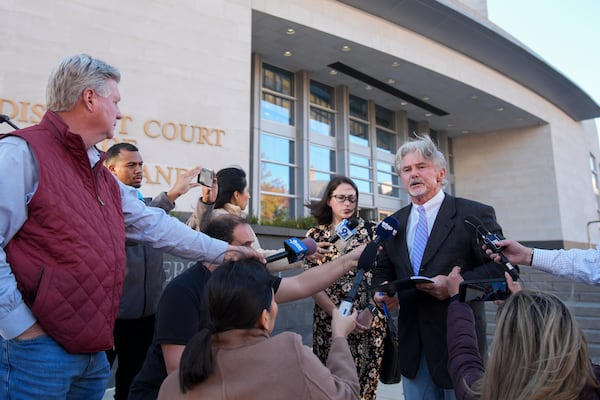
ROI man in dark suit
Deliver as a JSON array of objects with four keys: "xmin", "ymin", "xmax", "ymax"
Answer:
[{"xmin": 373, "ymin": 135, "xmax": 505, "ymax": 400}]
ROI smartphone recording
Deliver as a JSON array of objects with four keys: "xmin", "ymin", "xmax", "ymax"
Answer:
[
  {"xmin": 459, "ymin": 278, "xmax": 509, "ymax": 302},
  {"xmin": 197, "ymin": 168, "xmax": 214, "ymax": 187}
]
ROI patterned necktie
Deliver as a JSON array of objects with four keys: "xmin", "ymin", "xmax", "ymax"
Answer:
[{"xmin": 411, "ymin": 206, "xmax": 428, "ymax": 275}]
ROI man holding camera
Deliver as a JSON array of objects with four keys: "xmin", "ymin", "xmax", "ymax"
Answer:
[{"xmin": 104, "ymin": 142, "xmax": 202, "ymax": 400}]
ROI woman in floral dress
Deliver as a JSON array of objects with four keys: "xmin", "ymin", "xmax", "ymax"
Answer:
[{"xmin": 305, "ymin": 175, "xmax": 387, "ymax": 400}]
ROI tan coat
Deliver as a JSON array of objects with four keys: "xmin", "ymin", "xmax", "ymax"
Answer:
[{"xmin": 158, "ymin": 330, "xmax": 359, "ymax": 400}]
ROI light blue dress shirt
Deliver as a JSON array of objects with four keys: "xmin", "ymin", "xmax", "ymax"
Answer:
[{"xmin": 0, "ymin": 136, "xmax": 228, "ymax": 339}]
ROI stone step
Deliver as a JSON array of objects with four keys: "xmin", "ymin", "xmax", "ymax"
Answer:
[
  {"xmin": 584, "ymin": 329, "xmax": 600, "ymax": 344},
  {"xmin": 483, "ymin": 299, "xmax": 600, "ymax": 365},
  {"xmin": 587, "ymin": 343, "xmax": 600, "ymax": 364}
]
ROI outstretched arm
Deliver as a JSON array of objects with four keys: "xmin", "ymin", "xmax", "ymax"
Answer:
[{"xmin": 274, "ymin": 246, "xmax": 364, "ymax": 304}]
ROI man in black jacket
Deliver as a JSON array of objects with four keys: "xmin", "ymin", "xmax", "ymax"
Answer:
[
  {"xmin": 104, "ymin": 143, "xmax": 201, "ymax": 400},
  {"xmin": 373, "ymin": 135, "xmax": 505, "ymax": 400}
]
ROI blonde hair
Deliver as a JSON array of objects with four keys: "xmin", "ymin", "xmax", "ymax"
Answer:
[{"xmin": 473, "ymin": 290, "xmax": 598, "ymax": 400}]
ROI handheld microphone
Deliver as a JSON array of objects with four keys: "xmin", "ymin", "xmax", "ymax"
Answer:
[
  {"xmin": 0, "ymin": 114, "xmax": 19, "ymax": 130},
  {"xmin": 265, "ymin": 237, "xmax": 318, "ymax": 264},
  {"xmin": 330, "ymin": 217, "xmax": 360, "ymax": 243},
  {"xmin": 464, "ymin": 215, "xmax": 519, "ymax": 281},
  {"xmin": 338, "ymin": 216, "xmax": 400, "ymax": 316},
  {"xmin": 372, "ymin": 216, "xmax": 400, "ymax": 246}
]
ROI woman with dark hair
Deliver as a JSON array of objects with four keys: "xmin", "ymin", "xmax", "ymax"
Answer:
[
  {"xmin": 304, "ymin": 175, "xmax": 386, "ymax": 400},
  {"xmin": 187, "ymin": 166, "xmax": 327, "ymax": 272},
  {"xmin": 157, "ymin": 259, "xmax": 360, "ymax": 400},
  {"xmin": 447, "ymin": 267, "xmax": 600, "ymax": 400},
  {"xmin": 187, "ymin": 166, "xmax": 249, "ymax": 233}
]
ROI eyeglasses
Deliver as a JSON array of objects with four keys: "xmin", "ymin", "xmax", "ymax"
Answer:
[{"xmin": 330, "ymin": 194, "xmax": 357, "ymax": 204}]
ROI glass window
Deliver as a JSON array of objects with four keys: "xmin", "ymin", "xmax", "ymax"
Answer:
[
  {"xmin": 350, "ymin": 153, "xmax": 372, "ymax": 193},
  {"xmin": 260, "ymin": 162, "xmax": 293, "ymax": 195},
  {"xmin": 260, "ymin": 193, "xmax": 292, "ymax": 222},
  {"xmin": 263, "ymin": 64, "xmax": 293, "ymax": 96},
  {"xmin": 309, "ymin": 107, "xmax": 334, "ymax": 136},
  {"xmin": 309, "ymin": 171, "xmax": 333, "ymax": 198},
  {"xmin": 309, "ymin": 145, "xmax": 336, "ymax": 198},
  {"xmin": 377, "ymin": 161, "xmax": 400, "ymax": 197},
  {"xmin": 260, "ymin": 132, "xmax": 296, "ymax": 222},
  {"xmin": 310, "ymin": 81, "xmax": 333, "ymax": 108},
  {"xmin": 261, "ymin": 93, "xmax": 294, "ymax": 125},
  {"xmin": 349, "ymin": 119, "xmax": 369, "ymax": 146},
  {"xmin": 309, "ymin": 145, "xmax": 335, "ymax": 173},
  {"xmin": 261, "ymin": 133, "xmax": 294, "ymax": 164},
  {"xmin": 375, "ymin": 105, "xmax": 396, "ymax": 153},
  {"xmin": 261, "ymin": 64, "xmax": 295, "ymax": 126},
  {"xmin": 430, "ymin": 129, "xmax": 438, "ymax": 143},
  {"xmin": 375, "ymin": 105, "xmax": 394, "ymax": 130},
  {"xmin": 408, "ymin": 118, "xmax": 419, "ymax": 137},
  {"xmin": 349, "ymin": 95, "xmax": 368, "ymax": 120},
  {"xmin": 376, "ymin": 128, "xmax": 395, "ymax": 153},
  {"xmin": 309, "ymin": 81, "xmax": 335, "ymax": 137}
]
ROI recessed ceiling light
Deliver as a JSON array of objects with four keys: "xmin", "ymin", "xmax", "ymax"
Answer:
[
  {"xmin": 283, "ymin": 51, "xmax": 293, "ymax": 57},
  {"xmin": 365, "ymin": 85, "xmax": 373, "ymax": 90},
  {"xmin": 425, "ymin": 113, "xmax": 432, "ymax": 117},
  {"xmin": 387, "ymin": 78, "xmax": 395, "ymax": 85},
  {"xmin": 422, "ymin": 96, "xmax": 430, "ymax": 101},
  {"xmin": 341, "ymin": 45, "xmax": 351, "ymax": 52},
  {"xmin": 286, "ymin": 28, "xmax": 296, "ymax": 35},
  {"xmin": 461, "ymin": 130, "xmax": 470, "ymax": 134},
  {"xmin": 496, "ymin": 107, "xmax": 504, "ymax": 112},
  {"xmin": 471, "ymin": 95, "xmax": 478, "ymax": 100},
  {"xmin": 400, "ymin": 101, "xmax": 407, "ymax": 106},
  {"xmin": 329, "ymin": 69, "xmax": 338, "ymax": 75},
  {"xmin": 392, "ymin": 61, "xmax": 401, "ymax": 67},
  {"xmin": 447, "ymin": 123, "xmax": 454, "ymax": 127}
]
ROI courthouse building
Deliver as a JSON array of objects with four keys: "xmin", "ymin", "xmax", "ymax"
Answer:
[{"xmin": 1, "ymin": 0, "xmax": 600, "ymax": 251}]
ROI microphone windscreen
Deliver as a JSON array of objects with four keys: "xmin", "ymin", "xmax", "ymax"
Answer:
[
  {"xmin": 301, "ymin": 237, "xmax": 318, "ymax": 256},
  {"xmin": 375, "ymin": 216, "xmax": 400, "ymax": 240},
  {"xmin": 347, "ymin": 217, "xmax": 360, "ymax": 230}
]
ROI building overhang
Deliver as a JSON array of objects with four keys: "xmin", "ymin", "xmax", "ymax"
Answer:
[
  {"xmin": 338, "ymin": 0, "xmax": 600, "ymax": 122},
  {"xmin": 251, "ymin": 1, "xmax": 599, "ymax": 138}
]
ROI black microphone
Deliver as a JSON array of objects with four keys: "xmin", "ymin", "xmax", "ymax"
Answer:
[
  {"xmin": 464, "ymin": 215, "xmax": 519, "ymax": 281},
  {"xmin": 330, "ymin": 217, "xmax": 360, "ymax": 243},
  {"xmin": 372, "ymin": 216, "xmax": 400, "ymax": 246},
  {"xmin": 338, "ymin": 216, "xmax": 400, "ymax": 316},
  {"xmin": 265, "ymin": 237, "xmax": 318, "ymax": 264},
  {"xmin": 0, "ymin": 114, "xmax": 19, "ymax": 130}
]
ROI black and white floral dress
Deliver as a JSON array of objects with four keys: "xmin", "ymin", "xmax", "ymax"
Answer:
[{"xmin": 304, "ymin": 218, "xmax": 387, "ymax": 400}]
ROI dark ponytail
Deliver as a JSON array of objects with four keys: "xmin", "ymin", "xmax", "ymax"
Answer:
[
  {"xmin": 179, "ymin": 328, "xmax": 214, "ymax": 393},
  {"xmin": 177, "ymin": 259, "xmax": 274, "ymax": 392}
]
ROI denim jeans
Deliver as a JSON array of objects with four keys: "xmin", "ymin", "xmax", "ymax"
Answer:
[
  {"xmin": 402, "ymin": 352, "xmax": 457, "ymax": 400},
  {"xmin": 0, "ymin": 334, "xmax": 110, "ymax": 400}
]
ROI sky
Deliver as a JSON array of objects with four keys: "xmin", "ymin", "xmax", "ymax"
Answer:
[{"xmin": 486, "ymin": 0, "xmax": 600, "ymax": 127}]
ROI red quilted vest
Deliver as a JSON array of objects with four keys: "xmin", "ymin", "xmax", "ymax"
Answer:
[{"xmin": 4, "ymin": 111, "xmax": 126, "ymax": 353}]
